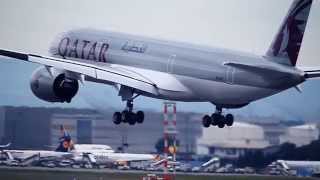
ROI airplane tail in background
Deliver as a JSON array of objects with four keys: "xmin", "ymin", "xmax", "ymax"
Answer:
[
  {"xmin": 55, "ymin": 125, "xmax": 74, "ymax": 152},
  {"xmin": 266, "ymin": 0, "xmax": 313, "ymax": 66},
  {"xmin": 0, "ymin": 143, "xmax": 11, "ymax": 150}
]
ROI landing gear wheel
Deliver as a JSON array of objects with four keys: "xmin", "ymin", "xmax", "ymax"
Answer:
[
  {"xmin": 217, "ymin": 115, "xmax": 225, "ymax": 128},
  {"xmin": 115, "ymin": 92, "xmax": 145, "ymax": 125},
  {"xmin": 113, "ymin": 112, "xmax": 121, "ymax": 125},
  {"xmin": 121, "ymin": 110, "xmax": 130, "ymax": 123},
  {"xmin": 203, "ymin": 106, "xmax": 235, "ymax": 128},
  {"xmin": 128, "ymin": 112, "xmax": 137, "ymax": 125},
  {"xmin": 225, "ymin": 114, "xmax": 234, "ymax": 126},
  {"xmin": 202, "ymin": 115, "xmax": 211, "ymax": 128},
  {"xmin": 211, "ymin": 113, "xmax": 220, "ymax": 126},
  {"xmin": 136, "ymin": 111, "xmax": 144, "ymax": 124}
]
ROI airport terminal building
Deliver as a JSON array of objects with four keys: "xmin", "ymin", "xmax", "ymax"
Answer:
[
  {"xmin": 50, "ymin": 112, "xmax": 202, "ymax": 154},
  {"xmin": 0, "ymin": 106, "xmax": 202, "ymax": 154},
  {"xmin": 198, "ymin": 121, "xmax": 319, "ymax": 160},
  {"xmin": 197, "ymin": 122, "xmax": 270, "ymax": 159},
  {"xmin": 0, "ymin": 106, "xmax": 318, "ymax": 159}
]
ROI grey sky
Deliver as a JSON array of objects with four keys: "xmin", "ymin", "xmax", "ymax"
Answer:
[{"xmin": 0, "ymin": 0, "xmax": 319, "ymax": 120}]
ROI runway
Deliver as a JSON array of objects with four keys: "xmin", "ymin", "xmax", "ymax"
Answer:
[{"xmin": 0, "ymin": 167, "xmax": 316, "ymax": 180}]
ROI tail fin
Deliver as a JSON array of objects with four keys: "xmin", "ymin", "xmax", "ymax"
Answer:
[
  {"xmin": 55, "ymin": 125, "xmax": 74, "ymax": 152},
  {"xmin": 266, "ymin": 0, "xmax": 313, "ymax": 66},
  {"xmin": 0, "ymin": 143, "xmax": 11, "ymax": 150}
]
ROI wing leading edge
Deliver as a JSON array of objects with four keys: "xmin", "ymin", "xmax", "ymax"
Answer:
[{"xmin": 0, "ymin": 49, "xmax": 188, "ymax": 95}]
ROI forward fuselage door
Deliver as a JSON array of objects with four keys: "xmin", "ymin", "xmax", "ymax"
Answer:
[
  {"xmin": 226, "ymin": 66, "xmax": 235, "ymax": 84},
  {"xmin": 167, "ymin": 54, "xmax": 176, "ymax": 73}
]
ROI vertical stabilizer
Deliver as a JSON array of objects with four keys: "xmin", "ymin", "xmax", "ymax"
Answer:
[
  {"xmin": 266, "ymin": 0, "xmax": 313, "ymax": 66},
  {"xmin": 55, "ymin": 125, "xmax": 73, "ymax": 152}
]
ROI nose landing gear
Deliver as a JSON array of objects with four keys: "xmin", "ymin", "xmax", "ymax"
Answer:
[{"xmin": 202, "ymin": 107, "xmax": 234, "ymax": 128}]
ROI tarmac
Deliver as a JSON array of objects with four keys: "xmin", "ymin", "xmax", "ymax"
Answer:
[{"xmin": 0, "ymin": 166, "xmax": 317, "ymax": 180}]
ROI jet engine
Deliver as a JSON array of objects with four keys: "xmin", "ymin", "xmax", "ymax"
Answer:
[{"xmin": 30, "ymin": 66, "xmax": 79, "ymax": 103}]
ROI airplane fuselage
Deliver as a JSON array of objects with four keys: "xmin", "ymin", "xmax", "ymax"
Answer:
[
  {"xmin": 6, "ymin": 150, "xmax": 72, "ymax": 159},
  {"xmin": 71, "ymin": 144, "xmax": 156, "ymax": 164},
  {"xmin": 49, "ymin": 29, "xmax": 305, "ymax": 107}
]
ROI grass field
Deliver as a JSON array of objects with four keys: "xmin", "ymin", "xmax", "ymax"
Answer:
[{"xmin": 0, "ymin": 167, "xmax": 317, "ymax": 180}]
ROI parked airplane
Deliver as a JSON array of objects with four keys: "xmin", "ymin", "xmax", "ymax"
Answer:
[
  {"xmin": 0, "ymin": 142, "xmax": 73, "ymax": 161},
  {"xmin": 72, "ymin": 144, "xmax": 158, "ymax": 164},
  {"xmin": 277, "ymin": 160, "xmax": 320, "ymax": 170},
  {"xmin": 0, "ymin": 0, "xmax": 318, "ymax": 128},
  {"xmin": 268, "ymin": 160, "xmax": 320, "ymax": 176},
  {"xmin": 57, "ymin": 125, "xmax": 158, "ymax": 165},
  {"xmin": 0, "ymin": 125, "xmax": 158, "ymax": 165},
  {"xmin": 0, "ymin": 126, "xmax": 74, "ymax": 161}
]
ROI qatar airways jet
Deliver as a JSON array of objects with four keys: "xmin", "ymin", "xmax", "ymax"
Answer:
[{"xmin": 0, "ymin": 0, "xmax": 318, "ymax": 128}]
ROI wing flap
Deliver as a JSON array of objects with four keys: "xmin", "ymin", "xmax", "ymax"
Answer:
[
  {"xmin": 111, "ymin": 65, "xmax": 189, "ymax": 92},
  {"xmin": 95, "ymin": 67, "xmax": 158, "ymax": 95}
]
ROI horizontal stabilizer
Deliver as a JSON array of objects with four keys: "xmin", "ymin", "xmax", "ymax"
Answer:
[{"xmin": 299, "ymin": 66, "xmax": 320, "ymax": 78}]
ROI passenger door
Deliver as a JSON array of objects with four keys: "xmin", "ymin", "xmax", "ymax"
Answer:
[
  {"xmin": 226, "ymin": 66, "xmax": 235, "ymax": 84},
  {"xmin": 167, "ymin": 54, "xmax": 176, "ymax": 74}
]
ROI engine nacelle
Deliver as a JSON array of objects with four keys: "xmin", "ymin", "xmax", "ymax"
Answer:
[{"xmin": 30, "ymin": 67, "xmax": 79, "ymax": 103}]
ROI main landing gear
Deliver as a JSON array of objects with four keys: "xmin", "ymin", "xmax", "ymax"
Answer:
[
  {"xmin": 113, "ymin": 100, "xmax": 145, "ymax": 126},
  {"xmin": 202, "ymin": 107, "xmax": 234, "ymax": 128},
  {"xmin": 112, "ymin": 86, "xmax": 144, "ymax": 126}
]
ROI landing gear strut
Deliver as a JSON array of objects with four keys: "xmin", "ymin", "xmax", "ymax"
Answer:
[
  {"xmin": 202, "ymin": 106, "xmax": 234, "ymax": 128},
  {"xmin": 112, "ymin": 86, "xmax": 145, "ymax": 126}
]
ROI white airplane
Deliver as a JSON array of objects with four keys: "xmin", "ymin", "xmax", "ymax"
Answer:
[
  {"xmin": 71, "ymin": 144, "xmax": 158, "ymax": 164},
  {"xmin": 0, "ymin": 0, "xmax": 318, "ymax": 128},
  {"xmin": 1, "ymin": 125, "xmax": 158, "ymax": 165},
  {"xmin": 3, "ymin": 150, "xmax": 71, "ymax": 161},
  {"xmin": 57, "ymin": 126, "xmax": 159, "ymax": 165},
  {"xmin": 1, "ymin": 126, "xmax": 74, "ymax": 161},
  {"xmin": 1, "ymin": 146, "xmax": 72, "ymax": 161},
  {"xmin": 277, "ymin": 160, "xmax": 320, "ymax": 170}
]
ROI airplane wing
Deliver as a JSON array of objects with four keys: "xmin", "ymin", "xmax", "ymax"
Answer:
[
  {"xmin": 0, "ymin": 49, "xmax": 188, "ymax": 95},
  {"xmin": 298, "ymin": 67, "xmax": 320, "ymax": 78}
]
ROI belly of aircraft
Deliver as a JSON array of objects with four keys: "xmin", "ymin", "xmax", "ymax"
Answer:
[{"xmin": 145, "ymin": 75, "xmax": 280, "ymax": 106}]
